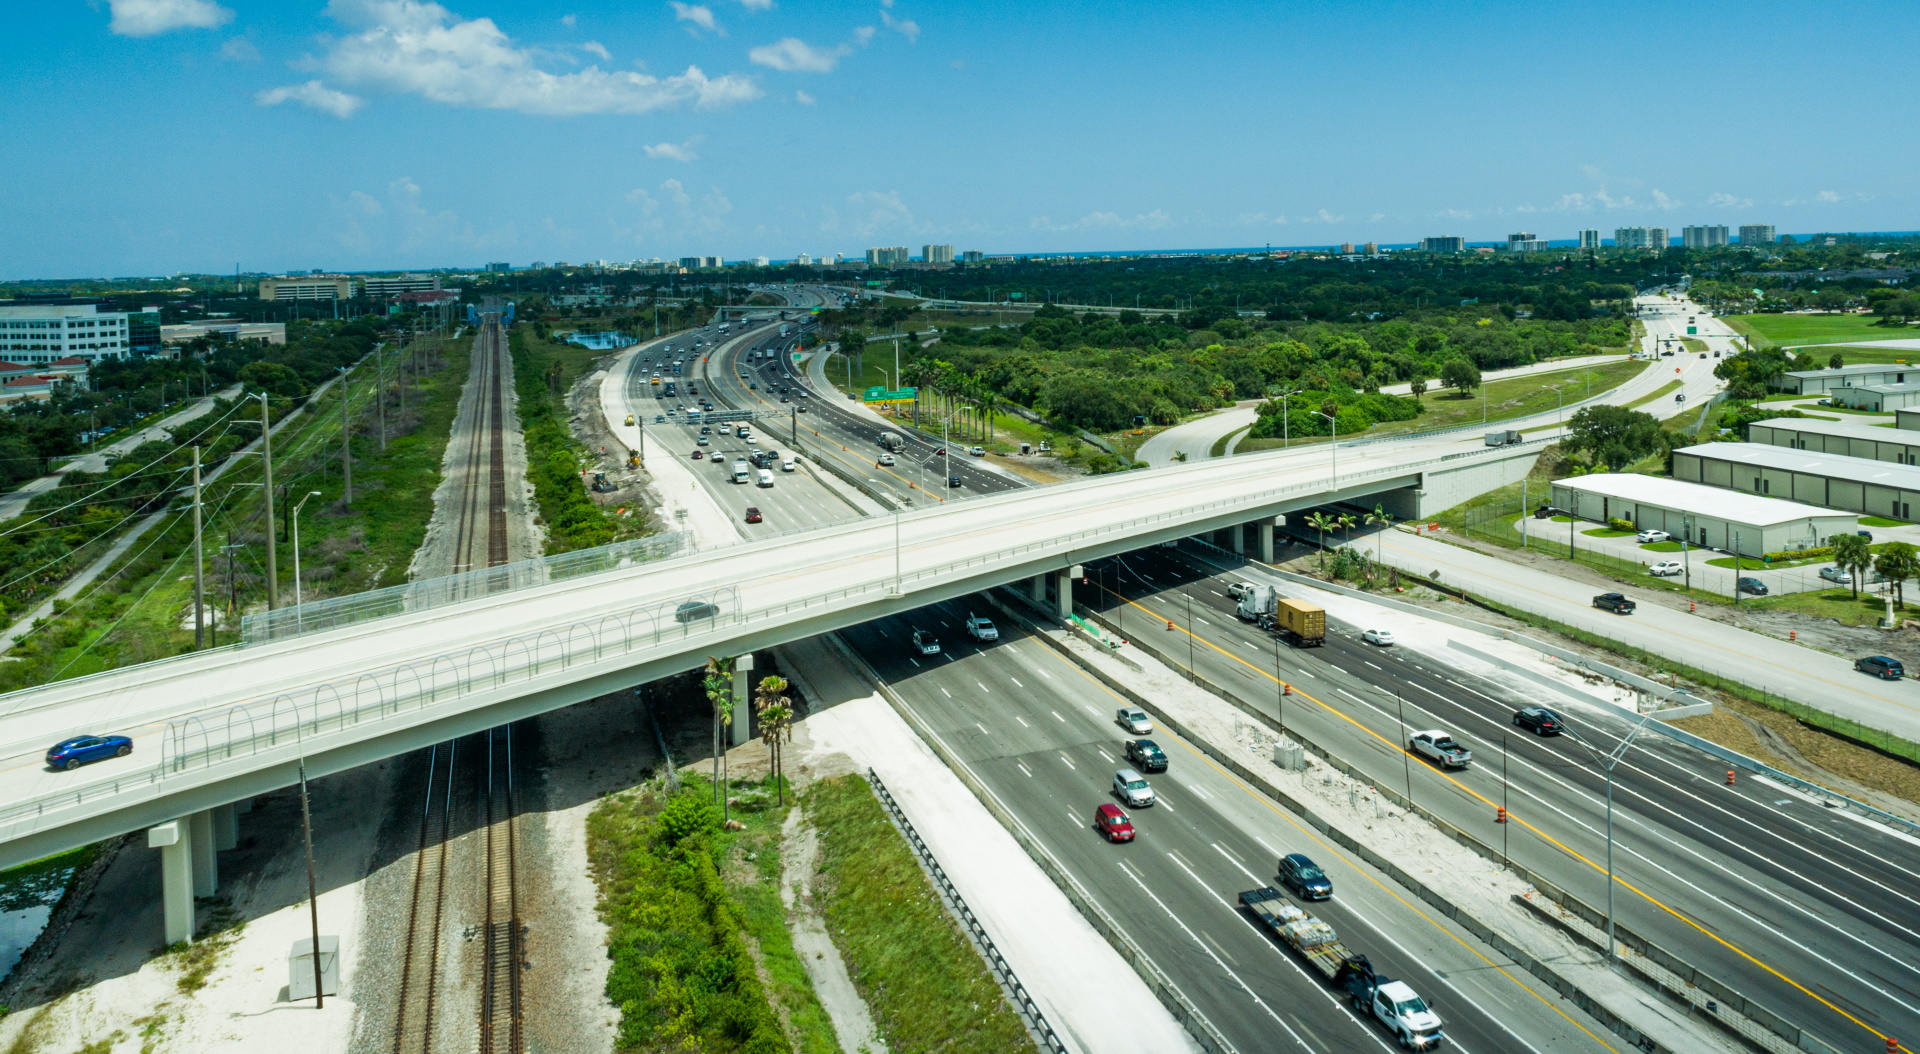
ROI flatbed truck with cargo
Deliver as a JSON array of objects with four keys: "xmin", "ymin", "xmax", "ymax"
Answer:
[{"xmin": 1239, "ymin": 887, "xmax": 1362, "ymax": 981}]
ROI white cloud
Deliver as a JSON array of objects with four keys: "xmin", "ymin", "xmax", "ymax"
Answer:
[
  {"xmin": 581, "ymin": 40, "xmax": 611, "ymax": 61},
  {"xmin": 669, "ymin": 2, "xmax": 723, "ymax": 36},
  {"xmin": 1650, "ymin": 189, "xmax": 1681, "ymax": 210},
  {"xmin": 853, "ymin": 25, "xmax": 876, "ymax": 45},
  {"xmin": 256, "ymin": 80, "xmax": 366, "ymax": 118},
  {"xmin": 1369, "ymin": 212, "xmax": 1386, "ymax": 222},
  {"xmin": 311, "ymin": 0, "xmax": 760, "ymax": 116},
  {"xmin": 794, "ymin": 89, "xmax": 816, "ymax": 105},
  {"xmin": 1302, "ymin": 208, "xmax": 1343, "ymax": 224},
  {"xmin": 1818, "ymin": 190, "xmax": 1841, "ymax": 203},
  {"xmin": 560, "ymin": 13, "xmax": 576, "ymax": 25},
  {"xmin": 219, "ymin": 36, "xmax": 260, "ymax": 61},
  {"xmin": 1707, "ymin": 192, "xmax": 1753, "ymax": 209},
  {"xmin": 643, "ymin": 137, "xmax": 702, "ymax": 161},
  {"xmin": 879, "ymin": 10, "xmax": 919, "ymax": 42},
  {"xmin": 108, "ymin": 0, "xmax": 232, "ymax": 36},
  {"xmin": 749, "ymin": 37, "xmax": 851, "ymax": 72},
  {"xmin": 1032, "ymin": 209, "xmax": 1170, "ymax": 232},
  {"xmin": 736, "ymin": 0, "xmax": 774, "ymax": 8},
  {"xmin": 333, "ymin": 176, "xmax": 511, "ymax": 255}
]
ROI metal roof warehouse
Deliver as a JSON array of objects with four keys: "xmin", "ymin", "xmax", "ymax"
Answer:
[
  {"xmin": 1550, "ymin": 472, "xmax": 1854, "ymax": 557},
  {"xmin": 1746, "ymin": 416, "xmax": 1920, "ymax": 467},
  {"xmin": 1670, "ymin": 442, "xmax": 1920, "ymax": 523}
]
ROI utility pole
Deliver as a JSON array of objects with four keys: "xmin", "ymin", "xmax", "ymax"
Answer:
[
  {"xmin": 192, "ymin": 446, "xmax": 205, "ymax": 650},
  {"xmin": 375, "ymin": 344, "xmax": 387, "ymax": 451},
  {"xmin": 340, "ymin": 391, "xmax": 354, "ymax": 505},
  {"xmin": 259, "ymin": 394, "xmax": 278, "ymax": 610}
]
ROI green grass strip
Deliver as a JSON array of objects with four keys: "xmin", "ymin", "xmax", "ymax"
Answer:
[{"xmin": 1623, "ymin": 380, "xmax": 1682, "ymax": 410}]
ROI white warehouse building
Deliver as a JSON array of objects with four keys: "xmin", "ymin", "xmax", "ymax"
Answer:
[
  {"xmin": 1549, "ymin": 472, "xmax": 1854, "ymax": 557},
  {"xmin": 0, "ymin": 304, "xmax": 133, "ymax": 365}
]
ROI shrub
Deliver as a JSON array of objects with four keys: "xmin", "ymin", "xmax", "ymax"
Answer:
[{"xmin": 1608, "ymin": 517, "xmax": 1635, "ymax": 532}]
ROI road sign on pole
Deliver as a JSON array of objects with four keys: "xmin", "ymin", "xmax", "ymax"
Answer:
[{"xmin": 863, "ymin": 385, "xmax": 918, "ymax": 404}]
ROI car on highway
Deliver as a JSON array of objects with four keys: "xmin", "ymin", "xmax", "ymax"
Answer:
[
  {"xmin": 1513, "ymin": 706, "xmax": 1566, "ymax": 736},
  {"xmin": 744, "ymin": 507, "xmax": 763, "ymax": 524},
  {"xmin": 1111, "ymin": 768, "xmax": 1155, "ymax": 807},
  {"xmin": 1124, "ymin": 739, "xmax": 1167, "ymax": 773},
  {"xmin": 780, "ymin": 396, "xmax": 790, "ymax": 403},
  {"xmin": 968, "ymin": 446, "xmax": 986, "ymax": 457},
  {"xmin": 910, "ymin": 628, "xmax": 942, "ymax": 655},
  {"xmin": 964, "ymin": 615, "xmax": 998, "ymax": 642},
  {"xmin": 1361, "ymin": 628, "xmax": 1395, "ymax": 646},
  {"xmin": 654, "ymin": 414, "xmax": 665, "ymax": 423},
  {"xmin": 1648, "ymin": 560, "xmax": 1683, "ymax": 577},
  {"xmin": 1407, "ymin": 729, "xmax": 1472, "ymax": 768},
  {"xmin": 1592, "ymin": 592, "xmax": 1636, "ymax": 614},
  {"xmin": 696, "ymin": 435, "xmax": 709, "ymax": 445},
  {"xmin": 699, "ymin": 425, "xmax": 711, "ymax": 434},
  {"xmin": 1117, "ymin": 706, "xmax": 1154, "ymax": 735},
  {"xmin": 691, "ymin": 450, "xmax": 704, "ymax": 459},
  {"xmin": 1636, "ymin": 529, "xmax": 1670, "ymax": 543},
  {"xmin": 674, "ymin": 600, "xmax": 719, "ymax": 623},
  {"xmin": 1277, "ymin": 852, "xmax": 1332, "ymax": 900},
  {"xmin": 948, "ymin": 475, "xmax": 963, "ymax": 488},
  {"xmin": 1737, "ymin": 577, "xmax": 1769, "ymax": 596},
  {"xmin": 1820, "ymin": 565, "xmax": 1852, "ymax": 584},
  {"xmin": 797, "ymin": 404, "xmax": 808, "ymax": 413},
  {"xmin": 1093, "ymin": 803, "xmax": 1135, "ymax": 843},
  {"xmin": 1856, "ymin": 655, "xmax": 1904, "ymax": 680},
  {"xmin": 46, "ymin": 734, "xmax": 132, "ymax": 770},
  {"xmin": 878, "ymin": 453, "xmax": 896, "ymax": 466}
]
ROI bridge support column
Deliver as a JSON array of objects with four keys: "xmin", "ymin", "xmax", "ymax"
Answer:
[
  {"xmin": 1257, "ymin": 521, "xmax": 1276, "ymax": 564},
  {"xmin": 1028, "ymin": 575, "xmax": 1046, "ymax": 605},
  {"xmin": 212, "ymin": 802, "xmax": 238, "ymax": 852},
  {"xmin": 1054, "ymin": 565, "xmax": 1082, "ymax": 620},
  {"xmin": 189, "ymin": 809, "xmax": 217, "ymax": 897},
  {"xmin": 731, "ymin": 653, "xmax": 754, "ymax": 747},
  {"xmin": 1231, "ymin": 524, "xmax": 1249, "ymax": 555},
  {"xmin": 148, "ymin": 820, "xmax": 195, "ymax": 946}
]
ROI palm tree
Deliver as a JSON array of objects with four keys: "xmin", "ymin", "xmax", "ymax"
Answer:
[
  {"xmin": 1366, "ymin": 504, "xmax": 1396, "ymax": 570},
  {"xmin": 702, "ymin": 657, "xmax": 733, "ymax": 817},
  {"xmin": 1875, "ymin": 542, "xmax": 1919, "ymax": 609},
  {"xmin": 1410, "ymin": 379, "xmax": 1428, "ymax": 402},
  {"xmin": 755, "ymin": 674, "xmax": 795, "ymax": 804},
  {"xmin": 1306, "ymin": 512, "xmax": 1339, "ymax": 567},
  {"xmin": 1831, "ymin": 533, "xmax": 1872, "ymax": 600},
  {"xmin": 1336, "ymin": 512, "xmax": 1358, "ymax": 547}
]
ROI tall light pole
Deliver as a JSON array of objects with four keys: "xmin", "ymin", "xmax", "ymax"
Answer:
[
  {"xmin": 1276, "ymin": 388, "xmax": 1301, "ymax": 449},
  {"xmin": 1547, "ymin": 383, "xmax": 1566, "ymax": 435},
  {"xmin": 1565, "ymin": 701, "xmax": 1713, "ymax": 964},
  {"xmin": 1316, "ymin": 409, "xmax": 1339, "ymax": 486},
  {"xmin": 253, "ymin": 392, "xmax": 279, "ymax": 610},
  {"xmin": 291, "ymin": 490, "xmax": 322, "ymax": 624}
]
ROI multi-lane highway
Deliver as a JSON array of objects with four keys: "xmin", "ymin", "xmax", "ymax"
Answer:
[
  {"xmin": 1067, "ymin": 542, "xmax": 1920, "ymax": 1054},
  {"xmin": 841, "ymin": 601, "xmax": 1623, "ymax": 1054}
]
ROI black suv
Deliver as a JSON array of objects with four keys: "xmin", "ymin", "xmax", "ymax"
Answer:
[
  {"xmin": 1277, "ymin": 853, "xmax": 1332, "ymax": 901},
  {"xmin": 1513, "ymin": 707, "xmax": 1565, "ymax": 736},
  {"xmin": 1592, "ymin": 593, "xmax": 1636, "ymax": 615},
  {"xmin": 1737, "ymin": 577, "xmax": 1769, "ymax": 596},
  {"xmin": 1124, "ymin": 739, "xmax": 1167, "ymax": 773},
  {"xmin": 1856, "ymin": 655, "xmax": 1905, "ymax": 680}
]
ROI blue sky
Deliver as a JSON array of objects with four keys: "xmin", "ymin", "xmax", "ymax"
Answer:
[{"xmin": 7, "ymin": 0, "xmax": 1915, "ymax": 278}]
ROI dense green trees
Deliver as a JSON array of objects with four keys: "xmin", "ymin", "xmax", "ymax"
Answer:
[{"xmin": 1564, "ymin": 405, "xmax": 1665, "ymax": 469}]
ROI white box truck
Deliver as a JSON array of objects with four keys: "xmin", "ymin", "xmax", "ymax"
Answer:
[
  {"xmin": 732, "ymin": 460, "xmax": 750, "ymax": 484},
  {"xmin": 756, "ymin": 468, "xmax": 774, "ymax": 487}
]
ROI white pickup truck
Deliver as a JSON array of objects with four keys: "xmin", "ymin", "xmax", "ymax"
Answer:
[
  {"xmin": 964, "ymin": 614, "xmax": 999, "ymax": 642},
  {"xmin": 1407, "ymin": 730, "xmax": 1472, "ymax": 769}
]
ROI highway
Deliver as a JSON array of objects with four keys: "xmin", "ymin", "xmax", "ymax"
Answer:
[
  {"xmin": 841, "ymin": 601, "xmax": 1622, "ymax": 1054},
  {"xmin": 1068, "ymin": 542, "xmax": 1920, "ymax": 1054}
]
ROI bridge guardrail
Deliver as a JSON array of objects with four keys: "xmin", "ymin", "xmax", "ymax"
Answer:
[{"xmin": 0, "ymin": 439, "xmax": 1535, "ymax": 832}]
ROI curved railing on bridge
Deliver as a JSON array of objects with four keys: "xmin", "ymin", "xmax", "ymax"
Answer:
[{"xmin": 0, "ymin": 439, "xmax": 1533, "ymax": 832}]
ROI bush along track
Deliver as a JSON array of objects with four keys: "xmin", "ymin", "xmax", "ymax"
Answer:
[{"xmin": 508, "ymin": 327, "xmax": 649, "ymax": 554}]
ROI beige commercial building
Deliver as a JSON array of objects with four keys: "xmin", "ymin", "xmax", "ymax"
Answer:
[
  {"xmin": 1550, "ymin": 472, "xmax": 1853, "ymax": 557},
  {"xmin": 259, "ymin": 276, "xmax": 354, "ymax": 301},
  {"xmin": 1671, "ymin": 442, "xmax": 1920, "ymax": 521}
]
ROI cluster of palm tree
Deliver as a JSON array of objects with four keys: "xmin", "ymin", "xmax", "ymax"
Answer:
[
  {"xmin": 1303, "ymin": 505, "xmax": 1398, "ymax": 586},
  {"xmin": 1830, "ymin": 534, "xmax": 1920, "ymax": 607},
  {"xmin": 901, "ymin": 358, "xmax": 998, "ymax": 443},
  {"xmin": 703, "ymin": 656, "xmax": 799, "ymax": 811}
]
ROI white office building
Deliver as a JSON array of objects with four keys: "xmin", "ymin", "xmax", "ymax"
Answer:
[
  {"xmin": 865, "ymin": 246, "xmax": 912, "ymax": 266},
  {"xmin": 923, "ymin": 244, "xmax": 955, "ymax": 264},
  {"xmin": 962, "ymin": 250, "xmax": 985, "ymax": 264},
  {"xmin": 259, "ymin": 275, "xmax": 354, "ymax": 301},
  {"xmin": 1682, "ymin": 225, "xmax": 1730, "ymax": 248},
  {"xmin": 361, "ymin": 273, "xmax": 441, "ymax": 298},
  {"xmin": 1578, "ymin": 229, "xmax": 1601, "ymax": 249},
  {"xmin": 1740, "ymin": 225, "xmax": 1777, "ymax": 245},
  {"xmin": 1506, "ymin": 232, "xmax": 1549, "ymax": 252},
  {"xmin": 1614, "ymin": 227, "xmax": 1670, "ymax": 250},
  {"xmin": 1550, "ymin": 472, "xmax": 1852, "ymax": 557},
  {"xmin": 0, "ymin": 303, "xmax": 133, "ymax": 365},
  {"xmin": 1420, "ymin": 236, "xmax": 1466, "ymax": 253}
]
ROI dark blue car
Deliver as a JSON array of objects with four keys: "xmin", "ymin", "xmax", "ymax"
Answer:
[
  {"xmin": 46, "ymin": 734, "xmax": 132, "ymax": 770},
  {"xmin": 1278, "ymin": 852, "xmax": 1333, "ymax": 900}
]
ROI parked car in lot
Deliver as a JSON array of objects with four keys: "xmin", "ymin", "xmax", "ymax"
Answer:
[
  {"xmin": 1737, "ymin": 577, "xmax": 1769, "ymax": 596},
  {"xmin": 1111, "ymin": 768, "xmax": 1155, "ymax": 807},
  {"xmin": 1513, "ymin": 707, "xmax": 1566, "ymax": 736},
  {"xmin": 1636, "ymin": 529, "xmax": 1670, "ymax": 543},
  {"xmin": 1648, "ymin": 560, "xmax": 1684, "ymax": 577},
  {"xmin": 1124, "ymin": 739, "xmax": 1167, "ymax": 773},
  {"xmin": 1277, "ymin": 852, "xmax": 1332, "ymax": 900},
  {"xmin": 1093, "ymin": 803, "xmax": 1135, "ymax": 842},
  {"xmin": 1856, "ymin": 655, "xmax": 1904, "ymax": 680},
  {"xmin": 1407, "ymin": 729, "xmax": 1472, "ymax": 768},
  {"xmin": 1116, "ymin": 706, "xmax": 1154, "ymax": 735},
  {"xmin": 1592, "ymin": 593, "xmax": 1636, "ymax": 614},
  {"xmin": 1361, "ymin": 628, "xmax": 1395, "ymax": 646},
  {"xmin": 1820, "ymin": 566, "xmax": 1853, "ymax": 585},
  {"xmin": 46, "ymin": 734, "xmax": 132, "ymax": 770}
]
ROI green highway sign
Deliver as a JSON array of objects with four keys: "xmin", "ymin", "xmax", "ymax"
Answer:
[{"xmin": 862, "ymin": 386, "xmax": 918, "ymax": 403}]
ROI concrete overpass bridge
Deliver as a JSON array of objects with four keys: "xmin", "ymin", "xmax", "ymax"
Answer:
[{"xmin": 0, "ymin": 437, "xmax": 1540, "ymax": 939}]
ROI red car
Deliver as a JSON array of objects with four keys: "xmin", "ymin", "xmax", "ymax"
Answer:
[
  {"xmin": 691, "ymin": 450, "xmax": 704, "ymax": 459},
  {"xmin": 1094, "ymin": 803, "xmax": 1135, "ymax": 843},
  {"xmin": 744, "ymin": 507, "xmax": 763, "ymax": 524}
]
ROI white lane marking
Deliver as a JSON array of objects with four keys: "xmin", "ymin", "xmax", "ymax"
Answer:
[
  {"xmin": 977, "ymin": 681, "xmax": 991, "ymax": 693},
  {"xmin": 1058, "ymin": 753, "xmax": 1076, "ymax": 770},
  {"xmin": 1112, "ymin": 860, "xmax": 1318, "ymax": 1048},
  {"xmin": 1015, "ymin": 716, "xmax": 1029, "ymax": 728},
  {"xmin": 1185, "ymin": 780, "xmax": 1214, "ymax": 801},
  {"xmin": 1297, "ymin": 669, "xmax": 1316, "ymax": 678},
  {"xmin": 1037, "ymin": 668, "xmax": 1053, "ymax": 680},
  {"xmin": 1051, "ymin": 710, "xmax": 1066, "ymax": 723},
  {"xmin": 1157, "ymin": 798, "xmax": 1174, "ymax": 811},
  {"xmin": 1017, "ymin": 763, "xmax": 1032, "ymax": 777},
  {"xmin": 1212, "ymin": 843, "xmax": 1264, "ymax": 886},
  {"xmin": 941, "ymin": 687, "xmax": 951, "ymax": 698},
  {"xmin": 1253, "ymin": 835, "xmax": 1280, "ymax": 858},
  {"xmin": 1084, "ymin": 705, "xmax": 1101, "ymax": 716},
  {"xmin": 1195, "ymin": 616, "xmax": 1212, "ymax": 626},
  {"xmin": 1099, "ymin": 750, "xmax": 1116, "ymax": 764},
  {"xmin": 975, "ymin": 722, "xmax": 989, "ymax": 736},
  {"xmin": 1337, "ymin": 688, "xmax": 1367, "ymax": 705},
  {"xmin": 1364, "ymin": 661, "xmax": 1383, "ymax": 671},
  {"xmin": 1011, "ymin": 677, "xmax": 1025, "ymax": 688},
  {"xmin": 908, "ymin": 657, "xmax": 920, "ymax": 668}
]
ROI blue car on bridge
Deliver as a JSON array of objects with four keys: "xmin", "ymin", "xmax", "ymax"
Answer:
[{"xmin": 46, "ymin": 734, "xmax": 132, "ymax": 771}]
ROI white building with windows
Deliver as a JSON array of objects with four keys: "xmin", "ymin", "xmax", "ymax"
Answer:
[
  {"xmin": 258, "ymin": 275, "xmax": 354, "ymax": 301},
  {"xmin": 361, "ymin": 273, "xmax": 441, "ymax": 298},
  {"xmin": 0, "ymin": 304, "xmax": 133, "ymax": 366},
  {"xmin": 1739, "ymin": 224, "xmax": 1777, "ymax": 245},
  {"xmin": 1613, "ymin": 226, "xmax": 1670, "ymax": 250},
  {"xmin": 1682, "ymin": 225, "xmax": 1730, "ymax": 248},
  {"xmin": 1578, "ymin": 229, "xmax": 1601, "ymax": 249},
  {"xmin": 923, "ymin": 244, "xmax": 955, "ymax": 264}
]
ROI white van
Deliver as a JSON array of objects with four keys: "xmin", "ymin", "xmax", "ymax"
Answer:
[
  {"xmin": 756, "ymin": 469, "xmax": 774, "ymax": 488},
  {"xmin": 780, "ymin": 457, "xmax": 796, "ymax": 473}
]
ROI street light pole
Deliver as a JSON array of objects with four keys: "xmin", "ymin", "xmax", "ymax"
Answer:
[
  {"xmin": 1277, "ymin": 388, "xmax": 1301, "ymax": 449},
  {"xmin": 1316, "ymin": 410, "xmax": 1339, "ymax": 485},
  {"xmin": 256, "ymin": 392, "xmax": 278, "ymax": 610},
  {"xmin": 292, "ymin": 490, "xmax": 322, "ymax": 626}
]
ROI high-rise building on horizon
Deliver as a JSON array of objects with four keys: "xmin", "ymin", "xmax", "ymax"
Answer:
[
  {"xmin": 362, "ymin": 273, "xmax": 441, "ymax": 298},
  {"xmin": 259, "ymin": 275, "xmax": 354, "ymax": 301},
  {"xmin": 1362, "ymin": 241, "xmax": 1378, "ymax": 255},
  {"xmin": 962, "ymin": 250, "xmax": 984, "ymax": 264},
  {"xmin": 1339, "ymin": 241, "xmax": 1355, "ymax": 254},
  {"xmin": 1739, "ymin": 224, "xmax": 1777, "ymax": 245},
  {"xmin": 1614, "ymin": 227, "xmax": 1670, "ymax": 250},
  {"xmin": 1420, "ymin": 236, "xmax": 1466, "ymax": 253},
  {"xmin": 1507, "ymin": 232, "xmax": 1549, "ymax": 252},
  {"xmin": 923, "ymin": 244, "xmax": 955, "ymax": 264},
  {"xmin": 795, "ymin": 253, "xmax": 813, "ymax": 265},
  {"xmin": 485, "ymin": 262, "xmax": 512, "ymax": 273},
  {"xmin": 1578, "ymin": 229, "xmax": 1601, "ymax": 250},
  {"xmin": 1682, "ymin": 225, "xmax": 1730, "ymax": 248}
]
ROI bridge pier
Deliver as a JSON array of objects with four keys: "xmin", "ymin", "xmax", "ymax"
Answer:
[
  {"xmin": 1028, "ymin": 574, "xmax": 1045, "ymax": 606},
  {"xmin": 147, "ymin": 820, "xmax": 195, "ymax": 946},
  {"xmin": 1053, "ymin": 565, "xmax": 1082, "ymax": 620},
  {"xmin": 1257, "ymin": 519, "xmax": 1277, "ymax": 563},
  {"xmin": 731, "ymin": 653, "xmax": 754, "ymax": 747},
  {"xmin": 212, "ymin": 802, "xmax": 238, "ymax": 852},
  {"xmin": 189, "ymin": 809, "xmax": 217, "ymax": 897}
]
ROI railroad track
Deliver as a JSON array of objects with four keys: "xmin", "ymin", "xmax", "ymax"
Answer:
[
  {"xmin": 479, "ymin": 725, "xmax": 523, "ymax": 1054},
  {"xmin": 449, "ymin": 316, "xmax": 510, "ymax": 576},
  {"xmin": 391, "ymin": 741, "xmax": 455, "ymax": 1054}
]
